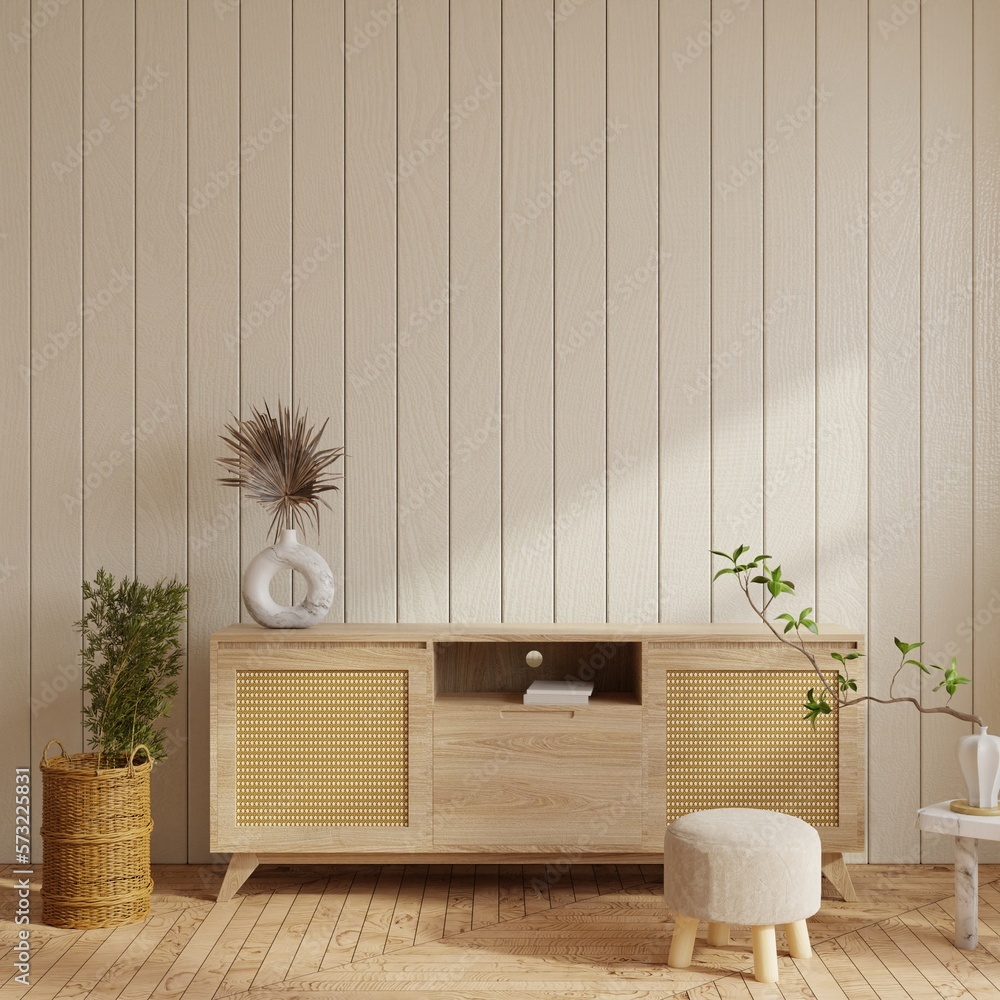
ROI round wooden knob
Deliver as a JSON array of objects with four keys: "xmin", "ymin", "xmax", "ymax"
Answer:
[{"xmin": 525, "ymin": 650, "xmax": 543, "ymax": 668}]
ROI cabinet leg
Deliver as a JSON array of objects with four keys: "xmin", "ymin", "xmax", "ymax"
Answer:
[
  {"xmin": 218, "ymin": 852, "xmax": 259, "ymax": 903},
  {"xmin": 821, "ymin": 852, "xmax": 857, "ymax": 902}
]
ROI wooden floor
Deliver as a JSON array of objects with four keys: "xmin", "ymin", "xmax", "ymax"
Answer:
[{"xmin": 3, "ymin": 862, "xmax": 1000, "ymax": 998}]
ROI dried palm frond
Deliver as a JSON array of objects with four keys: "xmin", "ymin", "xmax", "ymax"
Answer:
[{"xmin": 217, "ymin": 402, "xmax": 343, "ymax": 542}]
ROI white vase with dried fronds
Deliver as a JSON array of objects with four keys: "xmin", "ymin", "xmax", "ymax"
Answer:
[{"xmin": 218, "ymin": 402, "xmax": 343, "ymax": 628}]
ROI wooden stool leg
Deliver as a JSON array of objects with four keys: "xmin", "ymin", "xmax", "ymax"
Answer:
[
  {"xmin": 707, "ymin": 922, "xmax": 730, "ymax": 946},
  {"xmin": 668, "ymin": 914, "xmax": 700, "ymax": 969},
  {"xmin": 785, "ymin": 919, "xmax": 812, "ymax": 959},
  {"xmin": 751, "ymin": 925, "xmax": 779, "ymax": 984}
]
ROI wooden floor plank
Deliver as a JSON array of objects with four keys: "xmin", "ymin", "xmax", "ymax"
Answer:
[
  {"xmin": 285, "ymin": 872, "xmax": 353, "ymax": 978},
  {"xmin": 898, "ymin": 906, "xmax": 1000, "ymax": 995},
  {"xmin": 5, "ymin": 864, "xmax": 1000, "ymax": 999},
  {"xmin": 247, "ymin": 878, "xmax": 326, "ymax": 990},
  {"xmin": 383, "ymin": 865, "xmax": 429, "ymax": 953},
  {"xmin": 545, "ymin": 864, "xmax": 575, "ymax": 909},
  {"xmin": 616, "ymin": 864, "xmax": 646, "ymax": 888},
  {"xmin": 412, "ymin": 866, "xmax": 451, "ymax": 946},
  {"xmin": 175, "ymin": 892, "xmax": 270, "ymax": 1000},
  {"xmin": 497, "ymin": 864, "xmax": 525, "ymax": 923},
  {"xmin": 472, "ymin": 865, "xmax": 500, "ymax": 930},
  {"xmin": 317, "ymin": 868, "xmax": 379, "ymax": 969},
  {"xmin": 20, "ymin": 927, "xmax": 116, "ymax": 1000},
  {"xmin": 877, "ymin": 913, "xmax": 978, "ymax": 1000},
  {"xmin": 352, "ymin": 865, "xmax": 405, "ymax": 963},
  {"xmin": 443, "ymin": 864, "xmax": 475, "ymax": 937},
  {"xmin": 814, "ymin": 939, "xmax": 881, "ymax": 1000},
  {"xmin": 594, "ymin": 864, "xmax": 624, "ymax": 896},
  {"xmin": 212, "ymin": 884, "xmax": 299, "ymax": 996},
  {"xmin": 855, "ymin": 924, "xmax": 940, "ymax": 1000},
  {"xmin": 522, "ymin": 864, "xmax": 550, "ymax": 915},
  {"xmin": 569, "ymin": 864, "xmax": 599, "ymax": 902}
]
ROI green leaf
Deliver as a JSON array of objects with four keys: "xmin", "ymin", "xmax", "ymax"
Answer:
[
  {"xmin": 710, "ymin": 549, "xmax": 734, "ymax": 561},
  {"xmin": 733, "ymin": 544, "xmax": 749, "ymax": 562},
  {"xmin": 831, "ymin": 652, "xmax": 845, "ymax": 665},
  {"xmin": 713, "ymin": 567, "xmax": 736, "ymax": 581}
]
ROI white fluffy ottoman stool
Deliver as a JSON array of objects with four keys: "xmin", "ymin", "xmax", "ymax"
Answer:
[{"xmin": 663, "ymin": 808, "xmax": 822, "ymax": 984}]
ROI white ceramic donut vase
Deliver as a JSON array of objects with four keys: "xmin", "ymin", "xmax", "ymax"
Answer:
[{"xmin": 242, "ymin": 528, "xmax": 334, "ymax": 629}]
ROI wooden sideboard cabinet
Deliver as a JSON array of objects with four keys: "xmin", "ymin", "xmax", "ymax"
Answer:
[{"xmin": 211, "ymin": 623, "xmax": 865, "ymax": 902}]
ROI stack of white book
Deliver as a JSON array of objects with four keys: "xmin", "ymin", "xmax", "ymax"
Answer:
[{"xmin": 523, "ymin": 679, "xmax": 594, "ymax": 706}]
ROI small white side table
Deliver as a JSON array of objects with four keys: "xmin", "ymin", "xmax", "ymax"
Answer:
[{"xmin": 917, "ymin": 801, "xmax": 1000, "ymax": 950}]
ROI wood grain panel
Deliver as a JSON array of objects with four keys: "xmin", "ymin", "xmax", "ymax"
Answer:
[
  {"xmin": 449, "ymin": 0, "xmax": 502, "ymax": 623},
  {"xmin": 763, "ymin": 0, "xmax": 815, "ymax": 608},
  {"xmin": 973, "ymin": 1, "xmax": 1000, "ymax": 794},
  {"xmin": 0, "ymin": 0, "xmax": 31, "ymax": 865},
  {"xmin": 345, "ymin": 0, "xmax": 397, "ymax": 622},
  {"xmin": 607, "ymin": 0, "xmax": 658, "ymax": 624},
  {"xmin": 710, "ymin": 0, "xmax": 763, "ymax": 621},
  {"xmin": 553, "ymin": 0, "xmax": 606, "ymax": 623},
  {"xmin": 240, "ymin": 0, "xmax": 293, "ymax": 607},
  {"xmin": 82, "ymin": 0, "xmax": 135, "ymax": 581},
  {"xmin": 659, "ymin": 0, "xmax": 711, "ymax": 623},
  {"xmin": 397, "ymin": 0, "xmax": 450, "ymax": 622},
  {"xmin": 292, "ymin": 0, "xmax": 346, "ymax": 620},
  {"xmin": 136, "ymin": 0, "xmax": 187, "ymax": 863},
  {"xmin": 501, "ymin": 0, "xmax": 554, "ymax": 623},
  {"xmin": 920, "ymin": 0, "xmax": 974, "ymax": 863},
  {"xmin": 29, "ymin": 0, "xmax": 84, "ymax": 854},
  {"xmin": 187, "ymin": 0, "xmax": 242, "ymax": 863},
  {"xmin": 816, "ymin": 0, "xmax": 867, "ymax": 862},
  {"xmin": 867, "ymin": 0, "xmax": 922, "ymax": 864},
  {"xmin": 433, "ymin": 698, "xmax": 642, "ymax": 847}
]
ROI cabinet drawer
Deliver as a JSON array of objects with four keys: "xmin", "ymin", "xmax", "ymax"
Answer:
[{"xmin": 433, "ymin": 696, "xmax": 642, "ymax": 849}]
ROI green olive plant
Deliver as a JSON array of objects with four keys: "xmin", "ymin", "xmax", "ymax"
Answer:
[
  {"xmin": 711, "ymin": 545, "xmax": 981, "ymax": 728},
  {"xmin": 78, "ymin": 568, "xmax": 189, "ymax": 767}
]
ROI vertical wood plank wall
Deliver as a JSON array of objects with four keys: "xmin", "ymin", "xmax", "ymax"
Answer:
[{"xmin": 3, "ymin": 0, "xmax": 997, "ymax": 865}]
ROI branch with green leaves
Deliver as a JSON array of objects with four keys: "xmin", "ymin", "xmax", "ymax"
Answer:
[{"xmin": 711, "ymin": 545, "xmax": 980, "ymax": 728}]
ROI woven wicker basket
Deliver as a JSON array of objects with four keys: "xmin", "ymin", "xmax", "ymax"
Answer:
[{"xmin": 40, "ymin": 740, "xmax": 154, "ymax": 929}]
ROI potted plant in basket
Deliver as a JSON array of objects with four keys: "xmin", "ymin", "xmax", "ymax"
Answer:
[
  {"xmin": 712, "ymin": 546, "xmax": 996, "ymax": 814},
  {"xmin": 40, "ymin": 569, "xmax": 187, "ymax": 928}
]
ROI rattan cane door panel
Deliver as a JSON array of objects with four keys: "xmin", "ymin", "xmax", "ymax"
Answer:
[
  {"xmin": 212, "ymin": 643, "xmax": 432, "ymax": 852},
  {"xmin": 642, "ymin": 642, "xmax": 866, "ymax": 854},
  {"xmin": 662, "ymin": 669, "xmax": 840, "ymax": 825}
]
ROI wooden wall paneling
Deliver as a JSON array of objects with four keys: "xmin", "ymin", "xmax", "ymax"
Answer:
[
  {"xmin": 816, "ymin": 0, "xmax": 868, "ymax": 863},
  {"xmin": 187, "ymin": 0, "xmax": 242, "ymax": 863},
  {"xmin": 606, "ymin": 0, "xmax": 658, "ymax": 624},
  {"xmin": 292, "ymin": 0, "xmax": 346, "ymax": 621},
  {"xmin": 29, "ymin": 0, "xmax": 84, "ymax": 855},
  {"xmin": 658, "ymin": 0, "xmax": 711, "ymax": 623},
  {"xmin": 136, "ymin": 0, "xmax": 188, "ymax": 863},
  {"xmin": 396, "ymin": 0, "xmax": 450, "ymax": 622},
  {"xmin": 973, "ymin": 0, "xmax": 1000, "ymax": 801},
  {"xmin": 1, "ymin": 0, "xmax": 31, "ymax": 865},
  {"xmin": 501, "ymin": 0, "xmax": 554, "ymax": 623},
  {"xmin": 448, "ymin": 0, "xmax": 502, "ymax": 623},
  {"xmin": 815, "ymin": 0, "xmax": 869, "ymax": 642},
  {"xmin": 762, "ymin": 0, "xmax": 815, "ymax": 609},
  {"xmin": 553, "ymin": 0, "xmax": 606, "ymax": 623},
  {"xmin": 345, "ymin": 0, "xmax": 397, "ymax": 622},
  {"xmin": 867, "ymin": 0, "xmax": 921, "ymax": 864},
  {"xmin": 240, "ymin": 0, "xmax": 293, "ymax": 609},
  {"xmin": 709, "ymin": 0, "xmax": 763, "ymax": 621},
  {"xmin": 919, "ymin": 0, "xmax": 974, "ymax": 863},
  {"xmin": 82, "ymin": 0, "xmax": 135, "ymax": 582}
]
